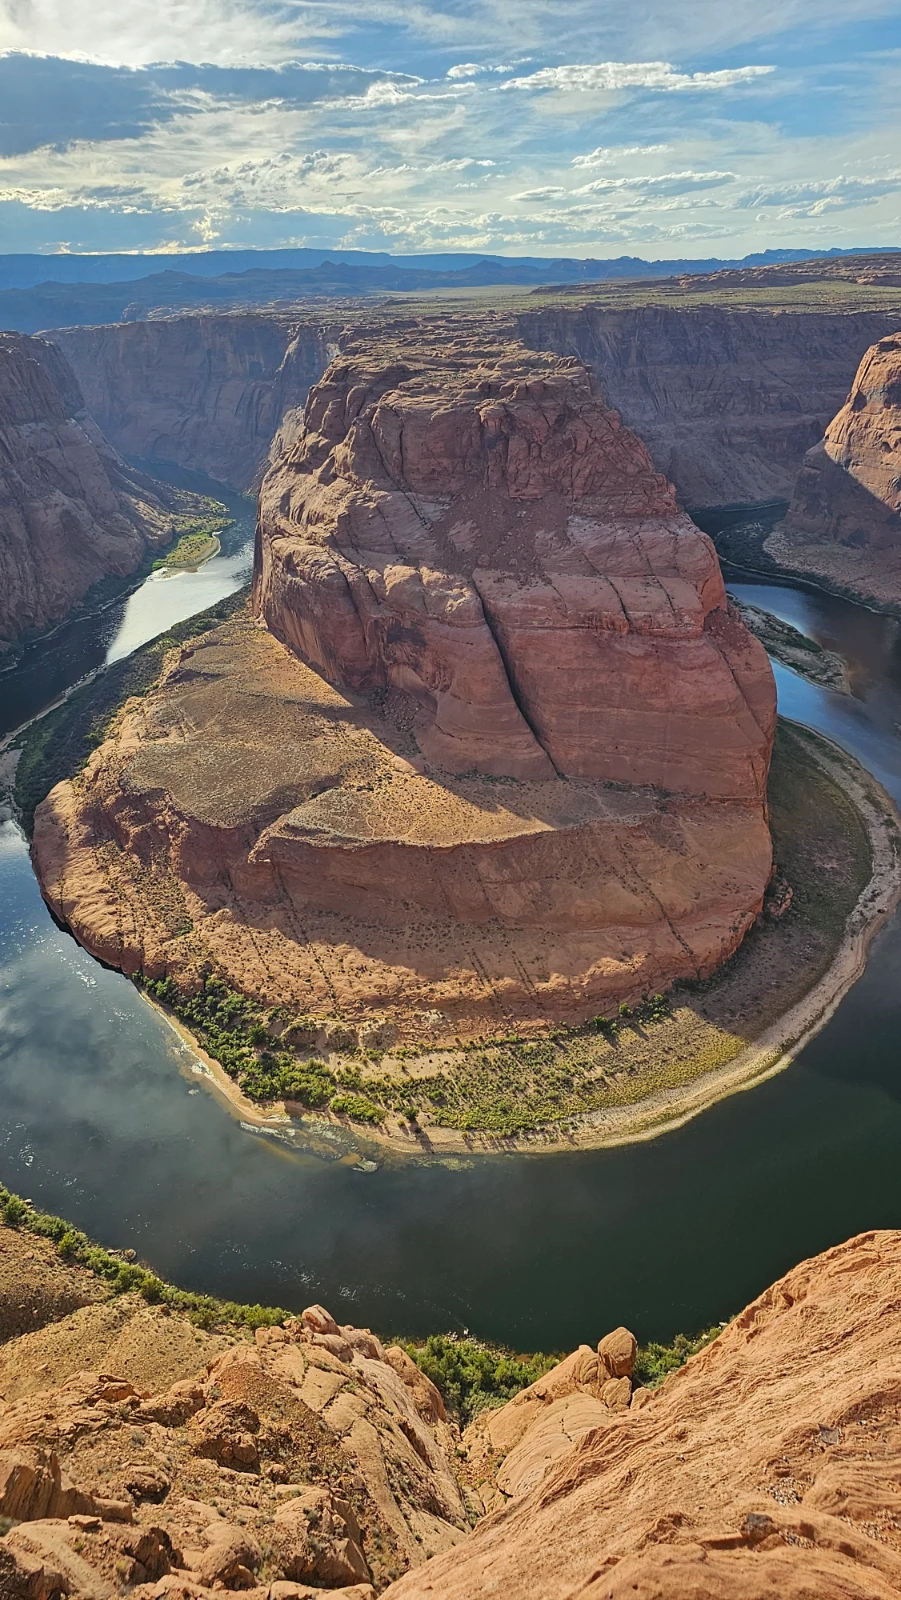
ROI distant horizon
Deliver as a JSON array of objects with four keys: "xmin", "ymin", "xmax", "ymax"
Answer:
[{"xmin": 1, "ymin": 243, "xmax": 897, "ymax": 265}]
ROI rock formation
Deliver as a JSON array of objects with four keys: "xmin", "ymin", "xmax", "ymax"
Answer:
[
  {"xmin": 769, "ymin": 332, "xmax": 901, "ymax": 607},
  {"xmin": 3, "ymin": 1222, "xmax": 901, "ymax": 1600},
  {"xmin": 517, "ymin": 304, "xmax": 901, "ymax": 504},
  {"xmin": 32, "ymin": 328, "xmax": 776, "ymax": 1038},
  {"xmin": 0, "ymin": 333, "xmax": 183, "ymax": 649},
  {"xmin": 50, "ymin": 301, "xmax": 901, "ymax": 510},
  {"xmin": 388, "ymin": 1229, "xmax": 901, "ymax": 1600},
  {"xmin": 51, "ymin": 317, "xmax": 338, "ymax": 489}
]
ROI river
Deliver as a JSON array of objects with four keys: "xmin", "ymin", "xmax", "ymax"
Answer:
[{"xmin": 2, "ymin": 494, "xmax": 901, "ymax": 1353}]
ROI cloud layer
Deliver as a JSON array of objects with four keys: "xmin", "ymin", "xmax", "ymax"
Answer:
[{"xmin": 0, "ymin": 0, "xmax": 899, "ymax": 257}]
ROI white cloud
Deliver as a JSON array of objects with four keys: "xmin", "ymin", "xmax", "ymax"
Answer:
[
  {"xmin": 574, "ymin": 169, "xmax": 737, "ymax": 197},
  {"xmin": 571, "ymin": 144, "xmax": 670, "ymax": 168},
  {"xmin": 499, "ymin": 61, "xmax": 775, "ymax": 93},
  {"xmin": 737, "ymin": 173, "xmax": 901, "ymax": 210},
  {"xmin": 511, "ymin": 185, "xmax": 565, "ymax": 200}
]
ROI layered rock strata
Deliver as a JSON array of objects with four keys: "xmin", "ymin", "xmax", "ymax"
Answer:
[
  {"xmin": 33, "ymin": 333, "xmax": 775, "ymax": 1035},
  {"xmin": 0, "ymin": 332, "xmax": 181, "ymax": 648},
  {"xmin": 769, "ymin": 332, "xmax": 901, "ymax": 607},
  {"xmin": 517, "ymin": 305, "xmax": 901, "ymax": 504},
  {"xmin": 51, "ymin": 316, "xmax": 338, "ymax": 489},
  {"xmin": 4, "ymin": 1228, "xmax": 901, "ymax": 1600}
]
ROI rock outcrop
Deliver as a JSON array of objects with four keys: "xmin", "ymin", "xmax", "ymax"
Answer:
[
  {"xmin": 0, "ymin": 333, "xmax": 183, "ymax": 648},
  {"xmin": 51, "ymin": 317, "xmax": 338, "ymax": 489},
  {"xmin": 4, "ymin": 1224, "xmax": 901, "ymax": 1600},
  {"xmin": 769, "ymin": 332, "xmax": 901, "ymax": 607},
  {"xmin": 517, "ymin": 305, "xmax": 901, "ymax": 505},
  {"xmin": 387, "ymin": 1229, "xmax": 901, "ymax": 1600},
  {"xmin": 33, "ymin": 328, "xmax": 775, "ymax": 1037}
]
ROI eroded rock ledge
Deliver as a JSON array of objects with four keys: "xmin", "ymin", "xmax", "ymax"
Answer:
[{"xmin": 33, "ymin": 327, "xmax": 775, "ymax": 1040}]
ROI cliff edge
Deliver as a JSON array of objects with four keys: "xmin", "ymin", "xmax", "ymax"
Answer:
[
  {"xmin": 770, "ymin": 331, "xmax": 901, "ymax": 607},
  {"xmin": 0, "ymin": 333, "xmax": 182, "ymax": 649},
  {"xmin": 2, "ymin": 1224, "xmax": 901, "ymax": 1599}
]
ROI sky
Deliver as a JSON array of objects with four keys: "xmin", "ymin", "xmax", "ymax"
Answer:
[{"xmin": 0, "ymin": 0, "xmax": 899, "ymax": 259}]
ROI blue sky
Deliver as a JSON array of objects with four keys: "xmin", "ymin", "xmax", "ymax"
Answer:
[{"xmin": 0, "ymin": 0, "xmax": 899, "ymax": 258}]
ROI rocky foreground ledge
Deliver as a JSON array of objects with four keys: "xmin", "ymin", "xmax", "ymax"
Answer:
[{"xmin": 1, "ymin": 1221, "xmax": 901, "ymax": 1599}]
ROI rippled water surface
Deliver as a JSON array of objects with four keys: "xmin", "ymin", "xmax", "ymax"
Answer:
[{"xmin": 2, "ymin": 498, "xmax": 901, "ymax": 1350}]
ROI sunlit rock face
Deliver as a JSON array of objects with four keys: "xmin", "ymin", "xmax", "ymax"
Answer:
[
  {"xmin": 255, "ymin": 331, "xmax": 775, "ymax": 802},
  {"xmin": 769, "ymin": 332, "xmax": 901, "ymax": 608},
  {"xmin": 33, "ymin": 325, "xmax": 776, "ymax": 1039}
]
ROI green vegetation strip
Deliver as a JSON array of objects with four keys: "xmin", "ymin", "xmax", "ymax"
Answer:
[
  {"xmin": 0, "ymin": 1182, "xmax": 721, "ymax": 1418},
  {"xmin": 153, "ymin": 503, "xmax": 232, "ymax": 569},
  {"xmin": 0, "ymin": 1183, "xmax": 286, "ymax": 1331}
]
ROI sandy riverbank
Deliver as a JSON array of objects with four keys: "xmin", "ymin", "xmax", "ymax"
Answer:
[{"xmin": 147, "ymin": 723, "xmax": 901, "ymax": 1162}]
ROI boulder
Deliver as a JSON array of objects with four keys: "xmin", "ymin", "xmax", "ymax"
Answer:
[
  {"xmin": 271, "ymin": 1489, "xmax": 370, "ymax": 1587},
  {"xmin": 598, "ymin": 1327, "xmax": 638, "ymax": 1379}
]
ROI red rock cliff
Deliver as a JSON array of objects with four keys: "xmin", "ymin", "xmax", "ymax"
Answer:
[
  {"xmin": 517, "ymin": 304, "xmax": 901, "ymax": 504},
  {"xmin": 32, "ymin": 328, "xmax": 776, "ymax": 1038},
  {"xmin": 0, "ymin": 332, "xmax": 177, "ymax": 649},
  {"xmin": 254, "ymin": 334, "xmax": 775, "ymax": 802},
  {"xmin": 768, "ymin": 333, "xmax": 901, "ymax": 607}
]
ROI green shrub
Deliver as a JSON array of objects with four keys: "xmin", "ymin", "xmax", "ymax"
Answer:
[
  {"xmin": 632, "ymin": 1326, "xmax": 721, "ymax": 1387},
  {"xmin": 329, "ymin": 1092, "xmax": 384, "ymax": 1124},
  {"xmin": 402, "ymin": 1335, "xmax": 558, "ymax": 1423}
]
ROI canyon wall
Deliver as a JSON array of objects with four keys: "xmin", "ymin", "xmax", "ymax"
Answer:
[
  {"xmin": 34, "ymin": 327, "xmax": 776, "ymax": 1037},
  {"xmin": 50, "ymin": 315, "xmax": 339, "ymax": 489},
  {"xmin": 0, "ymin": 332, "xmax": 179, "ymax": 649},
  {"xmin": 768, "ymin": 332, "xmax": 901, "ymax": 606},
  {"xmin": 517, "ymin": 304, "xmax": 901, "ymax": 505},
  {"xmin": 50, "ymin": 302, "xmax": 901, "ymax": 511}
]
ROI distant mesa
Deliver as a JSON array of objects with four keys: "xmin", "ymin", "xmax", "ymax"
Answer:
[{"xmin": 33, "ymin": 324, "xmax": 777, "ymax": 1038}]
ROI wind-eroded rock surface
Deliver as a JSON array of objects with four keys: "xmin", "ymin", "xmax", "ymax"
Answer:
[
  {"xmin": 33, "ymin": 330, "xmax": 775, "ymax": 1035},
  {"xmin": 3, "ymin": 1228, "xmax": 901, "ymax": 1600},
  {"xmin": 51, "ymin": 317, "xmax": 338, "ymax": 489},
  {"xmin": 0, "ymin": 333, "xmax": 178, "ymax": 648},
  {"xmin": 255, "ymin": 333, "xmax": 774, "ymax": 798},
  {"xmin": 388, "ymin": 1230, "xmax": 901, "ymax": 1600},
  {"xmin": 770, "ymin": 332, "xmax": 901, "ymax": 607}
]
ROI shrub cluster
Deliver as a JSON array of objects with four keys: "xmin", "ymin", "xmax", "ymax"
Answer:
[
  {"xmin": 0, "ymin": 1185, "xmax": 286, "ymax": 1331},
  {"xmin": 401, "ymin": 1334, "xmax": 558, "ymax": 1423},
  {"xmin": 403, "ymin": 1318, "xmax": 725, "ymax": 1423}
]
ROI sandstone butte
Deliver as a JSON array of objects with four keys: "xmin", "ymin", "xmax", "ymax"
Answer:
[
  {"xmin": 31, "ymin": 328, "xmax": 777, "ymax": 1036},
  {"xmin": 2, "ymin": 1227, "xmax": 901, "ymax": 1600},
  {"xmin": 32, "ymin": 327, "xmax": 777, "ymax": 1039},
  {"xmin": 0, "ymin": 332, "xmax": 182, "ymax": 650},
  {"xmin": 770, "ymin": 331, "xmax": 901, "ymax": 608}
]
